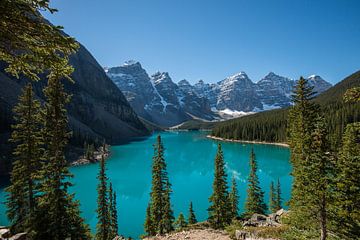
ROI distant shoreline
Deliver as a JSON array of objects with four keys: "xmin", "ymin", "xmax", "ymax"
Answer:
[{"xmin": 206, "ymin": 135, "xmax": 289, "ymax": 147}]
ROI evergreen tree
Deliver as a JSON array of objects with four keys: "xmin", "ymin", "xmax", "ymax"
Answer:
[
  {"xmin": 188, "ymin": 202, "xmax": 197, "ymax": 225},
  {"xmin": 147, "ymin": 135, "xmax": 174, "ymax": 235},
  {"xmin": 333, "ymin": 122, "xmax": 360, "ymax": 239},
  {"xmin": 109, "ymin": 182, "xmax": 118, "ymax": 239},
  {"xmin": 288, "ymin": 78, "xmax": 332, "ymax": 240},
  {"xmin": 0, "ymin": 0, "xmax": 78, "ymax": 81},
  {"xmin": 275, "ymin": 179, "xmax": 282, "ymax": 211},
  {"xmin": 144, "ymin": 202, "xmax": 155, "ymax": 236},
  {"xmin": 96, "ymin": 155, "xmax": 110, "ymax": 240},
  {"xmin": 6, "ymin": 84, "xmax": 43, "ymax": 235},
  {"xmin": 160, "ymin": 180, "xmax": 174, "ymax": 233},
  {"xmin": 308, "ymin": 118, "xmax": 332, "ymax": 240},
  {"xmin": 208, "ymin": 144, "xmax": 231, "ymax": 229},
  {"xmin": 287, "ymin": 77, "xmax": 318, "ymax": 227},
  {"xmin": 244, "ymin": 149, "xmax": 267, "ymax": 217},
  {"xmin": 228, "ymin": 176, "xmax": 239, "ymax": 219},
  {"xmin": 174, "ymin": 213, "xmax": 187, "ymax": 230},
  {"xmin": 269, "ymin": 181, "xmax": 277, "ymax": 213},
  {"xmin": 36, "ymin": 64, "xmax": 90, "ymax": 240}
]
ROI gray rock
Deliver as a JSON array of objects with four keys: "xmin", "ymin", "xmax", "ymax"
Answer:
[
  {"xmin": 235, "ymin": 230, "xmax": 247, "ymax": 240},
  {"xmin": 9, "ymin": 232, "xmax": 27, "ymax": 240},
  {"xmin": 0, "ymin": 228, "xmax": 11, "ymax": 238}
]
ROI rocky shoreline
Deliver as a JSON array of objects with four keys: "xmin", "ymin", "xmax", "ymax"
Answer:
[
  {"xmin": 206, "ymin": 135, "xmax": 289, "ymax": 148},
  {"xmin": 70, "ymin": 145, "xmax": 110, "ymax": 167}
]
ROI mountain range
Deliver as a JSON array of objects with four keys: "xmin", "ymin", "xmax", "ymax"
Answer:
[{"xmin": 106, "ymin": 61, "xmax": 332, "ymax": 127}]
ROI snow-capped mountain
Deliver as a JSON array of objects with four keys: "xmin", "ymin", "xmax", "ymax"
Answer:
[
  {"xmin": 106, "ymin": 61, "xmax": 332, "ymax": 126},
  {"xmin": 307, "ymin": 75, "xmax": 333, "ymax": 94},
  {"xmin": 106, "ymin": 62, "xmax": 215, "ymax": 127},
  {"xmin": 216, "ymin": 72, "xmax": 263, "ymax": 111},
  {"xmin": 256, "ymin": 72, "xmax": 294, "ymax": 109}
]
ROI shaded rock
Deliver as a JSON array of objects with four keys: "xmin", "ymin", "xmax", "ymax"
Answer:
[
  {"xmin": 0, "ymin": 228, "xmax": 11, "ymax": 238},
  {"xmin": 235, "ymin": 229, "xmax": 247, "ymax": 240},
  {"xmin": 9, "ymin": 232, "xmax": 27, "ymax": 240}
]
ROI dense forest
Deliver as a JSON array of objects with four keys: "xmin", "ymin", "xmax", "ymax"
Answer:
[{"xmin": 212, "ymin": 71, "xmax": 360, "ymax": 148}]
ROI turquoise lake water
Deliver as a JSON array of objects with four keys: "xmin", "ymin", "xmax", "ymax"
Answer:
[{"xmin": 0, "ymin": 131, "xmax": 291, "ymax": 239}]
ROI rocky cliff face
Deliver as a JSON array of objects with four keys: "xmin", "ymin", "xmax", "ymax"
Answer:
[
  {"xmin": 0, "ymin": 46, "xmax": 149, "ymax": 177},
  {"xmin": 216, "ymin": 72, "xmax": 263, "ymax": 111}
]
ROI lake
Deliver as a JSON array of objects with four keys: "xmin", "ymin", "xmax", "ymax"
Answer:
[{"xmin": 0, "ymin": 131, "xmax": 291, "ymax": 239}]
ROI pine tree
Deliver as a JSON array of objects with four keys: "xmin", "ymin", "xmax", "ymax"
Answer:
[
  {"xmin": 287, "ymin": 78, "xmax": 334, "ymax": 240},
  {"xmin": 144, "ymin": 202, "xmax": 155, "ymax": 236},
  {"xmin": 229, "ymin": 176, "xmax": 239, "ymax": 219},
  {"xmin": 333, "ymin": 122, "xmax": 360, "ymax": 239},
  {"xmin": 36, "ymin": 64, "xmax": 90, "ymax": 240},
  {"xmin": 174, "ymin": 213, "xmax": 187, "ymax": 230},
  {"xmin": 96, "ymin": 155, "xmax": 110, "ymax": 240},
  {"xmin": 275, "ymin": 179, "xmax": 282, "ymax": 211},
  {"xmin": 269, "ymin": 181, "xmax": 277, "ymax": 213},
  {"xmin": 147, "ymin": 135, "xmax": 174, "ymax": 235},
  {"xmin": 208, "ymin": 144, "xmax": 231, "ymax": 229},
  {"xmin": 6, "ymin": 84, "xmax": 43, "ymax": 235},
  {"xmin": 188, "ymin": 202, "xmax": 197, "ymax": 225},
  {"xmin": 288, "ymin": 77, "xmax": 318, "ymax": 219},
  {"xmin": 109, "ymin": 182, "xmax": 118, "ymax": 239},
  {"xmin": 244, "ymin": 149, "xmax": 267, "ymax": 217}
]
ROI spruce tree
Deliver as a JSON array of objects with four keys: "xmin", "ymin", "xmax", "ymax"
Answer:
[
  {"xmin": 174, "ymin": 213, "xmax": 187, "ymax": 230},
  {"xmin": 6, "ymin": 83, "xmax": 43, "ymax": 235},
  {"xmin": 333, "ymin": 122, "xmax": 360, "ymax": 239},
  {"xmin": 208, "ymin": 144, "xmax": 231, "ymax": 229},
  {"xmin": 229, "ymin": 176, "xmax": 239, "ymax": 219},
  {"xmin": 144, "ymin": 202, "xmax": 155, "ymax": 236},
  {"xmin": 109, "ymin": 182, "xmax": 118, "ymax": 238},
  {"xmin": 96, "ymin": 155, "xmax": 110, "ymax": 240},
  {"xmin": 36, "ymin": 64, "xmax": 90, "ymax": 240},
  {"xmin": 275, "ymin": 178, "xmax": 282, "ymax": 211},
  {"xmin": 269, "ymin": 181, "xmax": 277, "ymax": 213},
  {"xmin": 244, "ymin": 149, "xmax": 267, "ymax": 217},
  {"xmin": 188, "ymin": 202, "xmax": 197, "ymax": 225},
  {"xmin": 147, "ymin": 135, "xmax": 174, "ymax": 235}
]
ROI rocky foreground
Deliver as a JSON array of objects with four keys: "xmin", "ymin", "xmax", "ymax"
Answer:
[
  {"xmin": 143, "ymin": 228, "xmax": 279, "ymax": 240},
  {"xmin": 143, "ymin": 209, "xmax": 287, "ymax": 240}
]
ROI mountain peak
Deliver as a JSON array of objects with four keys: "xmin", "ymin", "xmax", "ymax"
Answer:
[
  {"xmin": 123, "ymin": 60, "xmax": 140, "ymax": 66},
  {"xmin": 307, "ymin": 74, "xmax": 323, "ymax": 80},
  {"xmin": 178, "ymin": 79, "xmax": 191, "ymax": 86}
]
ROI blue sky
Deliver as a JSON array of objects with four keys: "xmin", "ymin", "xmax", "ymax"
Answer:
[{"xmin": 43, "ymin": 0, "xmax": 360, "ymax": 84}]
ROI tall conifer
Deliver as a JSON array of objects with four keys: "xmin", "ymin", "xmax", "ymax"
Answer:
[
  {"xmin": 109, "ymin": 182, "xmax": 118, "ymax": 238},
  {"xmin": 288, "ymin": 78, "xmax": 332, "ymax": 239},
  {"xmin": 244, "ymin": 149, "xmax": 267, "ymax": 217},
  {"xmin": 275, "ymin": 179, "xmax": 282, "ymax": 211},
  {"xmin": 333, "ymin": 122, "xmax": 360, "ymax": 239},
  {"xmin": 208, "ymin": 144, "xmax": 231, "ymax": 228},
  {"xmin": 6, "ymin": 83, "xmax": 43, "ymax": 235},
  {"xmin": 229, "ymin": 176, "xmax": 239, "ymax": 219},
  {"xmin": 147, "ymin": 135, "xmax": 173, "ymax": 235},
  {"xmin": 188, "ymin": 202, "xmax": 197, "ymax": 225},
  {"xmin": 269, "ymin": 181, "xmax": 277, "ymax": 213},
  {"xmin": 36, "ymin": 63, "xmax": 90, "ymax": 240},
  {"xmin": 96, "ymin": 155, "xmax": 110, "ymax": 240}
]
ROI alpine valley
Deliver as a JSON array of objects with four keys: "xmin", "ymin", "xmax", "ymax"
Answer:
[{"xmin": 105, "ymin": 61, "xmax": 332, "ymax": 127}]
